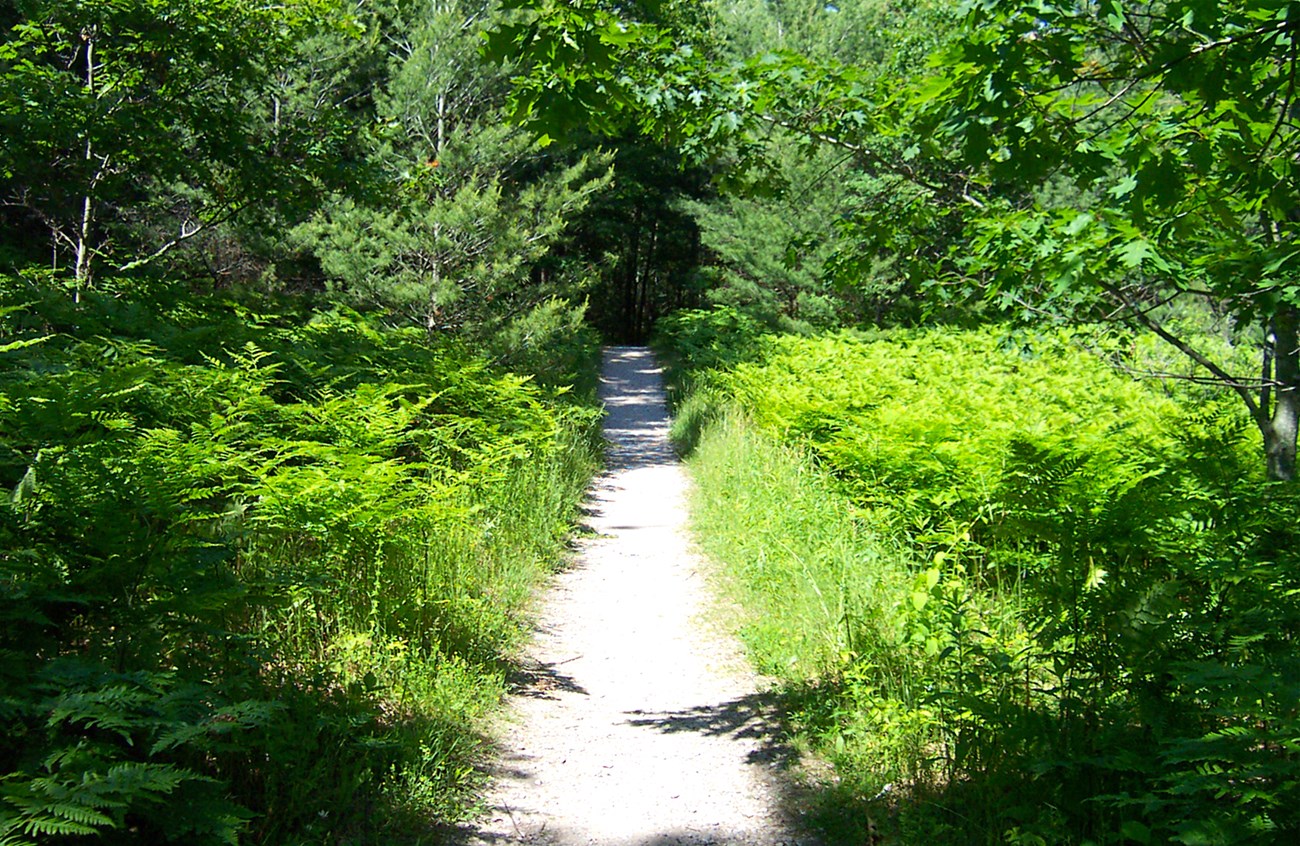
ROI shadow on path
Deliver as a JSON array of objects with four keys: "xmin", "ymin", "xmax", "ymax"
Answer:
[
  {"xmin": 599, "ymin": 346, "xmax": 677, "ymax": 471},
  {"xmin": 442, "ymin": 347, "xmax": 828, "ymax": 846},
  {"xmin": 623, "ymin": 691, "xmax": 797, "ymax": 769},
  {"xmin": 505, "ymin": 660, "xmax": 589, "ymax": 701}
]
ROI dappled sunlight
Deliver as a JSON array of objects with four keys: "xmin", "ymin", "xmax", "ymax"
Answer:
[{"xmin": 599, "ymin": 346, "xmax": 678, "ymax": 469}]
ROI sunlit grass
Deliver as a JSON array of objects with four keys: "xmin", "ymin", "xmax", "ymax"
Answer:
[
  {"xmin": 682, "ymin": 407, "xmax": 945, "ymax": 840},
  {"xmin": 670, "ymin": 319, "xmax": 1300, "ymax": 844}
]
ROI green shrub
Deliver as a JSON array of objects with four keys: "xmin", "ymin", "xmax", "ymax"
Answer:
[
  {"xmin": 674, "ymin": 325, "xmax": 1300, "ymax": 844},
  {"xmin": 485, "ymin": 297, "xmax": 603, "ymax": 398},
  {"xmin": 0, "ymin": 277, "xmax": 600, "ymax": 844},
  {"xmin": 651, "ymin": 306, "xmax": 770, "ymax": 407},
  {"xmin": 726, "ymin": 329, "xmax": 1185, "ymax": 547}
]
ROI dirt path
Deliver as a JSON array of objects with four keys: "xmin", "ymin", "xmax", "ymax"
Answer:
[{"xmin": 460, "ymin": 347, "xmax": 817, "ymax": 846}]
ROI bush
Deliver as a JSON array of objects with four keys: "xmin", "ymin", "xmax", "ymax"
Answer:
[
  {"xmin": 671, "ymin": 325, "xmax": 1300, "ymax": 844},
  {"xmin": 485, "ymin": 296, "xmax": 602, "ymax": 397},
  {"xmin": 652, "ymin": 307, "xmax": 769, "ymax": 397},
  {"xmin": 0, "ymin": 277, "xmax": 600, "ymax": 844}
]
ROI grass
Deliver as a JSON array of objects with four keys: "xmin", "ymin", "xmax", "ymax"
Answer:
[
  {"xmin": 680, "ymin": 406, "xmax": 938, "ymax": 842},
  {"xmin": 672, "ymin": 324, "xmax": 1300, "ymax": 844}
]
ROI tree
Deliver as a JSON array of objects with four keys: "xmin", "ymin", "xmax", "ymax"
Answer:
[
  {"xmin": 485, "ymin": 0, "xmax": 1300, "ymax": 481},
  {"xmin": 574, "ymin": 133, "xmax": 708, "ymax": 342},
  {"xmin": 673, "ymin": 1, "xmax": 965, "ymax": 331},
  {"xmin": 678, "ymin": 136, "xmax": 854, "ymax": 331},
  {"xmin": 0, "ymin": 0, "xmax": 350, "ymax": 290},
  {"xmin": 483, "ymin": 0, "xmax": 972, "ymax": 331},
  {"xmin": 297, "ymin": 0, "xmax": 614, "ymax": 336},
  {"xmin": 891, "ymin": 0, "xmax": 1300, "ymax": 481},
  {"xmin": 713, "ymin": 0, "xmax": 947, "ymax": 66}
]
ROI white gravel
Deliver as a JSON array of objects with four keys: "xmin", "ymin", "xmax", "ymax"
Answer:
[{"xmin": 459, "ymin": 347, "xmax": 818, "ymax": 846}]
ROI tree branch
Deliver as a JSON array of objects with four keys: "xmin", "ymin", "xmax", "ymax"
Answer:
[
  {"xmin": 763, "ymin": 115, "xmax": 987, "ymax": 210},
  {"xmin": 115, "ymin": 203, "xmax": 248, "ymax": 273},
  {"xmin": 1107, "ymin": 360, "xmax": 1278, "ymax": 390},
  {"xmin": 1100, "ymin": 279, "xmax": 1266, "ymax": 425}
]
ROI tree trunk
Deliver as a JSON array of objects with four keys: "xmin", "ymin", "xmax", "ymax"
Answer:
[
  {"xmin": 426, "ymin": 224, "xmax": 444, "ymax": 335},
  {"xmin": 436, "ymin": 90, "xmax": 446, "ymax": 158},
  {"xmin": 621, "ymin": 213, "xmax": 641, "ymax": 342},
  {"xmin": 1264, "ymin": 305, "xmax": 1299, "ymax": 482},
  {"xmin": 73, "ymin": 32, "xmax": 97, "ymax": 296},
  {"xmin": 425, "ymin": 82, "xmax": 447, "ymax": 337},
  {"xmin": 74, "ymin": 183, "xmax": 94, "ymax": 291},
  {"xmin": 1108, "ymin": 279, "xmax": 1300, "ymax": 483},
  {"xmin": 636, "ymin": 222, "xmax": 658, "ymax": 342}
]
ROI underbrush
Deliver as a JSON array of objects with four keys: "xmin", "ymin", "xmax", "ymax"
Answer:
[
  {"xmin": 665, "ymin": 313, "xmax": 1300, "ymax": 845},
  {"xmin": 685, "ymin": 415, "xmax": 932, "ymax": 831},
  {"xmin": 0, "ymin": 277, "xmax": 600, "ymax": 844}
]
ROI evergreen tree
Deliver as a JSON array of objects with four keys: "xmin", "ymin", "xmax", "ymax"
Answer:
[
  {"xmin": 0, "ymin": 0, "xmax": 350, "ymax": 290},
  {"xmin": 294, "ymin": 0, "xmax": 614, "ymax": 338}
]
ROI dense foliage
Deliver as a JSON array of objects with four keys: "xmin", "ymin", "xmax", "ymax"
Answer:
[
  {"xmin": 0, "ymin": 1, "xmax": 617, "ymax": 838},
  {"xmin": 0, "ymin": 0, "xmax": 355, "ymax": 288},
  {"xmin": 660, "ymin": 315, "xmax": 1300, "ymax": 844},
  {"xmin": 0, "ymin": 278, "xmax": 599, "ymax": 843},
  {"xmin": 6, "ymin": 0, "xmax": 1300, "ymax": 841},
  {"xmin": 493, "ymin": 0, "xmax": 1300, "ymax": 480}
]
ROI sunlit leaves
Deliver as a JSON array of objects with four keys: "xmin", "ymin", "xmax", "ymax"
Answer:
[
  {"xmin": 482, "ymin": 0, "xmax": 672, "ymax": 138},
  {"xmin": 0, "ymin": 281, "xmax": 600, "ymax": 842},
  {"xmin": 678, "ymin": 324, "xmax": 1297, "ymax": 839}
]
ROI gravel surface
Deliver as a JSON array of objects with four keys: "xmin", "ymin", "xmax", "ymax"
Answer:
[{"xmin": 458, "ymin": 347, "xmax": 819, "ymax": 846}]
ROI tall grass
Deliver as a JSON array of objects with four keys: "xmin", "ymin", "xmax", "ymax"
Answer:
[
  {"xmin": 682, "ymin": 408, "xmax": 944, "ymax": 841},
  {"xmin": 683, "ymin": 409, "xmax": 909, "ymax": 679}
]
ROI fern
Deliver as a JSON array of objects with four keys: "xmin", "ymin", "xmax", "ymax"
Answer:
[
  {"xmin": 666, "ymin": 323, "xmax": 1300, "ymax": 842},
  {"xmin": 2, "ymin": 278, "xmax": 602, "ymax": 842}
]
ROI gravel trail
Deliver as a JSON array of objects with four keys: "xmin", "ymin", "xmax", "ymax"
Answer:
[{"xmin": 460, "ymin": 346, "xmax": 817, "ymax": 846}]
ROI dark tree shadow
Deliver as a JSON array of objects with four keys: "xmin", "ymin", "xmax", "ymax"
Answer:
[
  {"xmin": 622, "ymin": 691, "xmax": 797, "ymax": 770},
  {"xmin": 614, "ymin": 691, "xmax": 828, "ymax": 844}
]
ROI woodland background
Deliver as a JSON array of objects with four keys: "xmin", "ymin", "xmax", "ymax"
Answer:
[{"xmin": 2, "ymin": 1, "xmax": 1298, "ymax": 843}]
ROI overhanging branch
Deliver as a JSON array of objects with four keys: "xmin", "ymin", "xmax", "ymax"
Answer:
[
  {"xmin": 115, "ymin": 203, "xmax": 248, "ymax": 273},
  {"xmin": 1100, "ymin": 279, "xmax": 1266, "ymax": 426}
]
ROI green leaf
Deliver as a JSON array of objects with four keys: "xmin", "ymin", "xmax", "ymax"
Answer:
[
  {"xmin": 1109, "ymin": 175, "xmax": 1138, "ymax": 199},
  {"xmin": 1064, "ymin": 212, "xmax": 1094, "ymax": 236},
  {"xmin": 1120, "ymin": 820, "xmax": 1151, "ymax": 844},
  {"xmin": 1115, "ymin": 238, "xmax": 1161, "ymax": 270}
]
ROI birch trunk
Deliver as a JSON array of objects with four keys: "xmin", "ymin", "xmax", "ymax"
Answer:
[
  {"xmin": 1264, "ymin": 306, "xmax": 1299, "ymax": 482},
  {"xmin": 73, "ymin": 32, "xmax": 98, "ymax": 295}
]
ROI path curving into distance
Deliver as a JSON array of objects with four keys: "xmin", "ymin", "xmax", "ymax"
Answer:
[{"xmin": 460, "ymin": 347, "xmax": 817, "ymax": 846}]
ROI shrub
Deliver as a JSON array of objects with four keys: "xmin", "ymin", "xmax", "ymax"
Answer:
[
  {"xmin": 0, "ymin": 277, "xmax": 600, "ymax": 844},
  {"xmin": 671, "ymin": 325, "xmax": 1300, "ymax": 843}
]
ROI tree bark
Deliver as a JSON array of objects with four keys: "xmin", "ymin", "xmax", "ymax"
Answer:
[
  {"xmin": 73, "ymin": 32, "xmax": 97, "ymax": 295},
  {"xmin": 636, "ymin": 222, "xmax": 658, "ymax": 342},
  {"xmin": 1103, "ymin": 281, "xmax": 1299, "ymax": 482},
  {"xmin": 621, "ymin": 211, "xmax": 642, "ymax": 342},
  {"xmin": 1264, "ymin": 305, "xmax": 1299, "ymax": 482}
]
